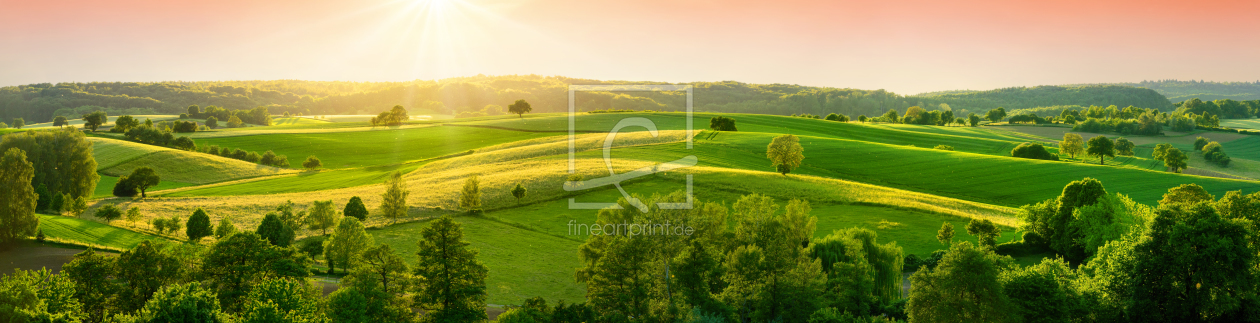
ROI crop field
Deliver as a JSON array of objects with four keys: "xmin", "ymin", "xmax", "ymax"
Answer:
[
  {"xmin": 1221, "ymin": 118, "xmax": 1260, "ymax": 130},
  {"xmin": 269, "ymin": 117, "xmax": 332, "ymax": 125},
  {"xmin": 161, "ymin": 162, "xmax": 424, "ymax": 197},
  {"xmin": 192, "ymin": 125, "xmax": 557, "ymax": 168},
  {"xmin": 37, "ymin": 214, "xmax": 169, "ymax": 251}
]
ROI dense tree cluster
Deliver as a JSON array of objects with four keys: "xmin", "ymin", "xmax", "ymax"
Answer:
[
  {"xmin": 186, "ymin": 105, "xmax": 273, "ymax": 126},
  {"xmin": 1011, "ymin": 142, "xmax": 1059, "ymax": 161},
  {"xmin": 708, "ymin": 116, "xmax": 738, "ymax": 131},
  {"xmin": 0, "ymin": 128, "xmax": 100, "ymax": 200}
]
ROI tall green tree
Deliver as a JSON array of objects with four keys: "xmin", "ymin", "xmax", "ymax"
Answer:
[
  {"xmin": 95, "ymin": 204, "xmax": 123, "ymax": 223},
  {"xmin": 908, "ymin": 242, "xmax": 1013, "ymax": 323},
  {"xmin": 1060, "ymin": 133, "xmax": 1084, "ymax": 159},
  {"xmin": 966, "ymin": 219, "xmax": 1002, "ymax": 248},
  {"xmin": 324, "ymin": 217, "xmax": 373, "ymax": 274},
  {"xmin": 1163, "ymin": 148, "xmax": 1189, "ymax": 173},
  {"xmin": 413, "ymin": 216, "xmax": 488, "ymax": 322},
  {"xmin": 124, "ymin": 282, "xmax": 233, "ymax": 323},
  {"xmin": 511, "ymin": 183, "xmax": 527, "ymax": 204},
  {"xmin": 201, "ymin": 232, "xmax": 310, "ymax": 312},
  {"xmin": 0, "ymin": 129, "xmax": 100, "ymax": 199},
  {"xmin": 82, "ymin": 111, "xmax": 107, "ymax": 132},
  {"xmin": 124, "ymin": 167, "xmax": 161, "ymax": 198},
  {"xmin": 52, "ymin": 116, "xmax": 68, "ymax": 128},
  {"xmin": 508, "ymin": 99, "xmax": 532, "ymax": 119},
  {"xmin": 936, "ymin": 222, "xmax": 955, "ymax": 245},
  {"xmin": 766, "ymin": 134, "xmax": 805, "ymax": 175},
  {"xmin": 380, "ymin": 171, "xmax": 409, "ymax": 224},
  {"xmin": 343, "ymin": 196, "xmax": 368, "ymax": 221},
  {"xmin": 1086, "ymin": 136, "xmax": 1115, "ymax": 165},
  {"xmin": 0, "ymin": 148, "xmax": 38, "ymax": 244},
  {"xmin": 61, "ymin": 248, "xmax": 117, "ymax": 322},
  {"xmin": 214, "ymin": 217, "xmax": 237, "ymax": 239},
  {"xmin": 459, "ymin": 176, "xmax": 481, "ymax": 213},
  {"xmin": 256, "ymin": 213, "xmax": 295, "ymax": 247},
  {"xmin": 720, "ymin": 196, "xmax": 825, "ymax": 322},
  {"xmin": 1114, "ymin": 137, "xmax": 1135, "ymax": 156},
  {"xmin": 307, "ymin": 200, "xmax": 339, "ymax": 236},
  {"xmin": 186, "ymin": 208, "xmax": 213, "ymax": 242},
  {"xmin": 114, "ymin": 240, "xmax": 183, "ymax": 312}
]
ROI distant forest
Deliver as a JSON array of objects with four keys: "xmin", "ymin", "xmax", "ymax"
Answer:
[
  {"xmin": 0, "ymin": 76, "xmax": 1176, "ymax": 123},
  {"xmin": 1063, "ymin": 79, "xmax": 1260, "ymax": 103}
]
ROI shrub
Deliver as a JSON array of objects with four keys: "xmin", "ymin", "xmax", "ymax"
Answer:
[
  {"xmin": 933, "ymin": 145, "xmax": 954, "ymax": 151},
  {"xmin": 303, "ymin": 156, "xmax": 322, "ymax": 169},
  {"xmin": 1194, "ymin": 137, "xmax": 1210, "ymax": 150},
  {"xmin": 1011, "ymin": 142, "xmax": 1059, "ymax": 161},
  {"xmin": 171, "ymin": 136, "xmax": 196, "ymax": 151},
  {"xmin": 173, "ymin": 120, "xmax": 198, "ymax": 133}
]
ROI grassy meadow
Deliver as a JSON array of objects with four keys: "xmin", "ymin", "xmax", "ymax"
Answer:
[{"xmin": 18, "ymin": 111, "xmax": 1260, "ymax": 306}]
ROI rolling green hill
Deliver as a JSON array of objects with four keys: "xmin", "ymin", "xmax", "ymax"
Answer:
[
  {"xmin": 90, "ymin": 137, "xmax": 294, "ymax": 185},
  {"xmin": 38, "ymin": 214, "xmax": 170, "ymax": 251}
]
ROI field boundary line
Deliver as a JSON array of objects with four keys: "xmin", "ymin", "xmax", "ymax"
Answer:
[{"xmin": 439, "ymin": 123, "xmax": 604, "ymax": 133}]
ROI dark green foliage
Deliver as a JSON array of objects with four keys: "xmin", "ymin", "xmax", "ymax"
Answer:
[
  {"xmin": 34, "ymin": 184, "xmax": 50, "ymax": 211},
  {"xmin": 1202, "ymin": 141, "xmax": 1231, "ymax": 166},
  {"xmin": 1085, "ymin": 136, "xmax": 1115, "ymax": 165},
  {"xmin": 1001, "ymin": 258, "xmax": 1078, "ymax": 323},
  {"xmin": 239, "ymin": 278, "xmax": 327, "ymax": 323},
  {"xmin": 186, "ymin": 208, "xmax": 213, "ymax": 242},
  {"xmin": 1158, "ymin": 183, "xmax": 1215, "ymax": 207},
  {"xmin": 126, "ymin": 282, "xmax": 233, "ymax": 323},
  {"xmin": 303, "ymin": 156, "xmax": 322, "ymax": 169},
  {"xmin": 810, "ymin": 228, "xmax": 903, "ymax": 314},
  {"xmin": 1113, "ymin": 137, "xmax": 1134, "ymax": 156},
  {"xmin": 0, "ymin": 129, "xmax": 100, "ymax": 200},
  {"xmin": 114, "ymin": 240, "xmax": 183, "ymax": 312},
  {"xmin": 709, "ymin": 116, "xmax": 738, "ymax": 131},
  {"xmin": 82, "ymin": 111, "xmax": 107, "ymax": 131},
  {"xmin": 201, "ymin": 232, "xmax": 310, "ymax": 312},
  {"xmin": 1007, "ymin": 114, "xmax": 1048, "ymax": 124},
  {"xmin": 113, "ymin": 115, "xmax": 141, "ymax": 133},
  {"xmin": 908, "ymin": 242, "xmax": 1013, "ymax": 323},
  {"xmin": 125, "ymin": 167, "xmax": 161, "ymax": 197},
  {"xmin": 413, "ymin": 216, "xmax": 488, "ymax": 322},
  {"xmin": 95, "ymin": 204, "xmax": 123, "ymax": 223},
  {"xmin": 824, "ymin": 113, "xmax": 849, "ymax": 122},
  {"xmin": 299, "ymin": 239, "xmax": 324, "ymax": 259},
  {"xmin": 171, "ymin": 136, "xmax": 196, "ymax": 151},
  {"xmin": 509, "ymin": 99, "xmax": 532, "ymax": 118},
  {"xmin": 984, "ymin": 107, "xmax": 1007, "ymax": 122},
  {"xmin": 205, "ymin": 116, "xmax": 218, "ymax": 129},
  {"xmin": 0, "ymin": 268, "xmax": 84, "ymax": 322},
  {"xmin": 172, "ymin": 120, "xmax": 197, "ymax": 133},
  {"xmin": 113, "ymin": 175, "xmax": 139, "ymax": 197},
  {"xmin": 1128, "ymin": 202, "xmax": 1257, "ymax": 321},
  {"xmin": 511, "ymin": 183, "xmax": 527, "ymax": 204},
  {"xmin": 61, "ymin": 248, "xmax": 116, "ymax": 322},
  {"xmin": 256, "ymin": 213, "xmax": 295, "ymax": 247},
  {"xmin": 1019, "ymin": 178, "xmax": 1107, "ymax": 263},
  {"xmin": 343, "ymin": 196, "xmax": 368, "ymax": 221},
  {"xmin": 52, "ymin": 115, "xmax": 68, "ymax": 127},
  {"xmin": 1010, "ymin": 142, "xmax": 1059, "ymax": 161},
  {"xmin": 965, "ymin": 219, "xmax": 1001, "ymax": 248},
  {"xmin": 1071, "ymin": 118, "xmax": 1107, "ymax": 133},
  {"xmin": 1194, "ymin": 136, "xmax": 1210, "ymax": 150}
]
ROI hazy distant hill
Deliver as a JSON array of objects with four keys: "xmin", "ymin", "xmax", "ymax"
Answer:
[
  {"xmin": 0, "ymin": 76, "xmax": 1174, "ymax": 123},
  {"xmin": 1118, "ymin": 80, "xmax": 1260, "ymax": 102}
]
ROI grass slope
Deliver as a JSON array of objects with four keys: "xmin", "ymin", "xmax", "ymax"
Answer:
[
  {"xmin": 366, "ymin": 215, "xmax": 586, "ymax": 305},
  {"xmin": 38, "ymin": 214, "xmax": 169, "ymax": 250},
  {"xmin": 592, "ymin": 131, "xmax": 1259, "ymax": 207},
  {"xmin": 94, "ymin": 175, "xmax": 195, "ymax": 199},
  {"xmin": 193, "ymin": 125, "xmax": 557, "ymax": 168},
  {"xmin": 161, "ymin": 163, "xmax": 423, "ymax": 197}
]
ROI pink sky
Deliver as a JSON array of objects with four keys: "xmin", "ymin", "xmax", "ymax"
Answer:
[{"xmin": 2, "ymin": 0, "xmax": 1258, "ymax": 94}]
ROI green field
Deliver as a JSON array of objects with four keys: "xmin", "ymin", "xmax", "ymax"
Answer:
[
  {"xmin": 161, "ymin": 162, "xmax": 423, "ymax": 197},
  {"xmin": 93, "ymin": 175, "xmax": 195, "ymax": 198},
  {"xmin": 193, "ymin": 125, "xmax": 557, "ymax": 168},
  {"xmin": 365, "ymin": 215, "xmax": 586, "ymax": 305},
  {"xmin": 37, "ymin": 214, "xmax": 170, "ymax": 250},
  {"xmin": 270, "ymin": 117, "xmax": 332, "ymax": 126},
  {"xmin": 1221, "ymin": 118, "xmax": 1260, "ymax": 130}
]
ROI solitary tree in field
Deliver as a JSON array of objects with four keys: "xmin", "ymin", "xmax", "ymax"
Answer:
[
  {"xmin": 511, "ymin": 183, "xmax": 527, "ymax": 204},
  {"xmin": 380, "ymin": 171, "xmax": 410, "ymax": 224},
  {"xmin": 214, "ymin": 217, "xmax": 237, "ymax": 239},
  {"xmin": 95, "ymin": 204, "xmax": 123, "ymax": 223},
  {"xmin": 303, "ymin": 156, "xmax": 322, "ymax": 170},
  {"xmin": 936, "ymin": 222, "xmax": 955, "ymax": 245},
  {"xmin": 127, "ymin": 167, "xmax": 161, "ymax": 197},
  {"xmin": 343, "ymin": 196, "xmax": 368, "ymax": 221},
  {"xmin": 53, "ymin": 116, "xmax": 68, "ymax": 128},
  {"xmin": 413, "ymin": 215, "xmax": 488, "ymax": 322},
  {"xmin": 12, "ymin": 118, "xmax": 24, "ymax": 129},
  {"xmin": 968, "ymin": 113, "xmax": 981, "ymax": 127},
  {"xmin": 1060, "ymin": 133, "xmax": 1084, "ymax": 159},
  {"xmin": 82, "ymin": 111, "xmax": 108, "ymax": 132},
  {"xmin": 324, "ymin": 217, "xmax": 373, "ymax": 274},
  {"xmin": 205, "ymin": 116, "xmax": 218, "ymax": 129},
  {"xmin": 1114, "ymin": 137, "xmax": 1135, "ymax": 156},
  {"xmin": 1086, "ymin": 136, "xmax": 1115, "ymax": 165},
  {"xmin": 508, "ymin": 99, "xmax": 532, "ymax": 119},
  {"xmin": 126, "ymin": 207, "xmax": 142, "ymax": 227},
  {"xmin": 187, "ymin": 208, "xmax": 213, "ymax": 243},
  {"xmin": 226, "ymin": 115, "xmax": 244, "ymax": 128},
  {"xmin": 307, "ymin": 200, "xmax": 339, "ymax": 236},
  {"xmin": 460, "ymin": 176, "xmax": 482, "ymax": 213},
  {"xmin": 766, "ymin": 134, "xmax": 805, "ymax": 175},
  {"xmin": 858, "ymin": 115, "xmax": 868, "ymax": 123},
  {"xmin": 0, "ymin": 148, "xmax": 38, "ymax": 244},
  {"xmin": 1164, "ymin": 148, "xmax": 1188, "ymax": 173}
]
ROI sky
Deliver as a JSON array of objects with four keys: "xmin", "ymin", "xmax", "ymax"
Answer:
[{"xmin": 2, "ymin": 0, "xmax": 1259, "ymax": 95}]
